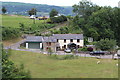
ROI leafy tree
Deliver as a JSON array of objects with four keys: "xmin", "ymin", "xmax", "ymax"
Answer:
[
  {"xmin": 95, "ymin": 38, "xmax": 116, "ymax": 51},
  {"xmin": 28, "ymin": 8, "xmax": 37, "ymax": 16},
  {"xmin": 50, "ymin": 15, "xmax": 67, "ymax": 23},
  {"xmin": 72, "ymin": 0, "xmax": 101, "ymax": 19},
  {"xmin": 49, "ymin": 9, "xmax": 58, "ymax": 17},
  {"xmin": 72, "ymin": 0, "xmax": 120, "ymax": 47},
  {"xmin": 2, "ymin": 6, "xmax": 7, "ymax": 14},
  {"xmin": 2, "ymin": 48, "xmax": 31, "ymax": 79}
]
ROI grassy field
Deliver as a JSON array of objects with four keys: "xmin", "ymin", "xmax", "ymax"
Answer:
[
  {"xmin": 2, "ymin": 14, "xmax": 45, "ymax": 28},
  {"xmin": 9, "ymin": 50, "xmax": 118, "ymax": 78}
]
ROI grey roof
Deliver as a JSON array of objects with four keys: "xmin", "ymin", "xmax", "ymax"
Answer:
[
  {"xmin": 53, "ymin": 34, "xmax": 83, "ymax": 40},
  {"xmin": 26, "ymin": 36, "xmax": 43, "ymax": 42},
  {"xmin": 43, "ymin": 36, "xmax": 56, "ymax": 42},
  {"xmin": 25, "ymin": 34, "xmax": 83, "ymax": 43}
]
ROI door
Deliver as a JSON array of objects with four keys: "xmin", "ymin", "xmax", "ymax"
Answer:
[{"xmin": 28, "ymin": 42, "xmax": 40, "ymax": 49}]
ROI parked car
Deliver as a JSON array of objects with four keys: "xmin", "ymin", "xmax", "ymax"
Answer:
[
  {"xmin": 117, "ymin": 50, "xmax": 120, "ymax": 56},
  {"xmin": 89, "ymin": 51, "xmax": 105, "ymax": 55},
  {"xmin": 113, "ymin": 53, "xmax": 119, "ymax": 59},
  {"xmin": 64, "ymin": 48, "xmax": 71, "ymax": 53}
]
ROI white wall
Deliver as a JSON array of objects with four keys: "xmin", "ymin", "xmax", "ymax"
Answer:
[
  {"xmin": 40, "ymin": 43, "xmax": 42, "ymax": 48},
  {"xmin": 26, "ymin": 43, "xmax": 28, "ymax": 49},
  {"xmin": 58, "ymin": 39, "xmax": 84, "ymax": 49}
]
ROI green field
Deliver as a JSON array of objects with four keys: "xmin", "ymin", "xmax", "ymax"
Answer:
[
  {"xmin": 2, "ymin": 14, "xmax": 45, "ymax": 28},
  {"xmin": 9, "ymin": 50, "xmax": 118, "ymax": 78},
  {"xmin": 2, "ymin": 14, "xmax": 56, "ymax": 37}
]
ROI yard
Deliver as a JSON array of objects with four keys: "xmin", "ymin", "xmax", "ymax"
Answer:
[{"xmin": 9, "ymin": 50, "xmax": 118, "ymax": 78}]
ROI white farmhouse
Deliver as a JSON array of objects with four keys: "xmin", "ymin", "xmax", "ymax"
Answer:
[{"xmin": 23, "ymin": 34, "xmax": 84, "ymax": 52}]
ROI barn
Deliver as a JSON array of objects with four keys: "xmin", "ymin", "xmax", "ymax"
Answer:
[{"xmin": 25, "ymin": 36, "xmax": 43, "ymax": 49}]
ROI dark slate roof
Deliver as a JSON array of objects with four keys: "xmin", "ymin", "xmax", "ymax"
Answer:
[
  {"xmin": 53, "ymin": 34, "xmax": 83, "ymax": 40},
  {"xmin": 25, "ymin": 34, "xmax": 83, "ymax": 42},
  {"xmin": 43, "ymin": 36, "xmax": 56, "ymax": 42},
  {"xmin": 26, "ymin": 36, "xmax": 43, "ymax": 42}
]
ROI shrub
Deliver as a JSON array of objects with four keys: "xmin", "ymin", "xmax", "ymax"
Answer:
[
  {"xmin": 46, "ymin": 18, "xmax": 52, "ymax": 23},
  {"xmin": 95, "ymin": 38, "xmax": 116, "ymax": 51},
  {"xmin": 2, "ymin": 27, "xmax": 21, "ymax": 40},
  {"xmin": 87, "ymin": 47, "xmax": 93, "ymax": 51},
  {"xmin": 35, "ymin": 33, "xmax": 42, "ymax": 36},
  {"xmin": 50, "ymin": 15, "xmax": 67, "ymax": 23},
  {"xmin": 49, "ymin": 54, "xmax": 78, "ymax": 60},
  {"xmin": 62, "ymin": 55, "xmax": 74, "ymax": 60},
  {"xmin": 78, "ymin": 47, "xmax": 87, "ymax": 51},
  {"xmin": 2, "ymin": 49, "xmax": 31, "ymax": 78}
]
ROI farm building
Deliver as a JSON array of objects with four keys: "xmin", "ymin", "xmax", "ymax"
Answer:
[{"xmin": 23, "ymin": 34, "xmax": 84, "ymax": 52}]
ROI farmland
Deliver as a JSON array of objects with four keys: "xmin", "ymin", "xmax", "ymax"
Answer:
[
  {"xmin": 9, "ymin": 50, "xmax": 118, "ymax": 78},
  {"xmin": 2, "ymin": 14, "xmax": 45, "ymax": 28},
  {"xmin": 2, "ymin": 14, "xmax": 56, "ymax": 40}
]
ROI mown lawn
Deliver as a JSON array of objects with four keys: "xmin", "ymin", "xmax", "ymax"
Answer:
[{"xmin": 9, "ymin": 50, "xmax": 118, "ymax": 78}]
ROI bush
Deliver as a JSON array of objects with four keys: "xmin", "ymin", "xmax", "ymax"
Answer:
[
  {"xmin": 35, "ymin": 32, "xmax": 42, "ymax": 36},
  {"xmin": 87, "ymin": 47, "xmax": 93, "ymax": 51},
  {"xmin": 2, "ymin": 49, "xmax": 31, "ymax": 78},
  {"xmin": 49, "ymin": 54, "xmax": 78, "ymax": 60},
  {"xmin": 2, "ymin": 27, "xmax": 21, "ymax": 40},
  {"xmin": 61, "ymin": 55, "xmax": 74, "ymax": 60},
  {"xmin": 78, "ymin": 47, "xmax": 87, "ymax": 51},
  {"xmin": 46, "ymin": 18, "xmax": 52, "ymax": 23},
  {"xmin": 50, "ymin": 15, "xmax": 67, "ymax": 23},
  {"xmin": 95, "ymin": 38, "xmax": 116, "ymax": 51}
]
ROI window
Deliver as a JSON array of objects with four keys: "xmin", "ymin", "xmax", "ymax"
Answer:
[
  {"xmin": 70, "ymin": 39, "xmax": 73, "ymax": 42},
  {"xmin": 77, "ymin": 39, "xmax": 80, "ymax": 42},
  {"xmin": 47, "ymin": 42, "xmax": 51, "ymax": 46},
  {"xmin": 77, "ymin": 45, "xmax": 80, "ymax": 48},
  {"xmin": 88, "ymin": 37, "xmax": 93, "ymax": 42},
  {"xmin": 64, "ymin": 45, "xmax": 66, "ymax": 48},
  {"xmin": 57, "ymin": 39, "xmax": 58, "ymax": 42},
  {"xmin": 64, "ymin": 39, "xmax": 66, "ymax": 43}
]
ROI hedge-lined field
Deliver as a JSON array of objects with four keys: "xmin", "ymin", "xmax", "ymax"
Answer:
[{"xmin": 2, "ymin": 15, "xmax": 56, "ymax": 40}]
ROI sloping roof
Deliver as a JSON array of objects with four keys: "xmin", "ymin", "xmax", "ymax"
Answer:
[
  {"xmin": 25, "ymin": 34, "xmax": 83, "ymax": 43},
  {"xmin": 26, "ymin": 36, "xmax": 43, "ymax": 42},
  {"xmin": 53, "ymin": 34, "xmax": 83, "ymax": 40},
  {"xmin": 43, "ymin": 36, "xmax": 56, "ymax": 42}
]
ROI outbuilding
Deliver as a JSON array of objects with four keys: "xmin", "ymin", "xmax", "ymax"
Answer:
[{"xmin": 25, "ymin": 36, "xmax": 43, "ymax": 49}]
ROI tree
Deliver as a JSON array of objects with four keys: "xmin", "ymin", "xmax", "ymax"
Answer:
[
  {"xmin": 28, "ymin": 8, "xmax": 37, "ymax": 16},
  {"xmin": 2, "ymin": 48, "xmax": 31, "ymax": 79},
  {"xmin": 72, "ymin": 0, "xmax": 101, "ymax": 19},
  {"xmin": 2, "ymin": 6, "xmax": 7, "ymax": 14},
  {"xmin": 49, "ymin": 9, "xmax": 58, "ymax": 17},
  {"xmin": 95, "ymin": 38, "xmax": 116, "ymax": 51}
]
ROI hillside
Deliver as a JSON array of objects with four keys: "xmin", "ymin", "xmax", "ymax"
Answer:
[
  {"xmin": 1, "ymin": 2, "xmax": 73, "ymax": 16},
  {"xmin": 2, "ymin": 14, "xmax": 44, "ymax": 28}
]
